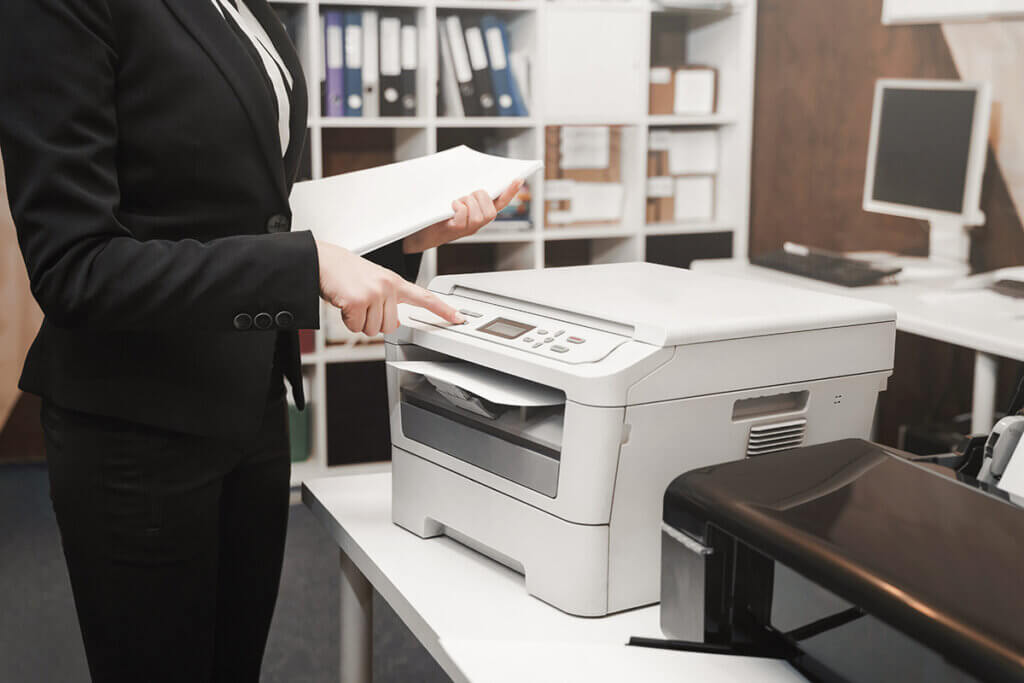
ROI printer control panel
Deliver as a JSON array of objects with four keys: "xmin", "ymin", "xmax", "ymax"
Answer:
[{"xmin": 408, "ymin": 295, "xmax": 628, "ymax": 364}]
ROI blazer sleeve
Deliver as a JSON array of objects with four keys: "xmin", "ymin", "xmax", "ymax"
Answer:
[{"xmin": 0, "ymin": 0, "xmax": 321, "ymax": 333}]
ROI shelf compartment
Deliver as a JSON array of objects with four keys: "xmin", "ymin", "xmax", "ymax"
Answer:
[
  {"xmin": 437, "ymin": 240, "xmax": 536, "ymax": 274},
  {"xmin": 543, "ymin": 235, "xmax": 639, "ymax": 267},
  {"xmin": 644, "ymin": 230, "xmax": 732, "ymax": 268}
]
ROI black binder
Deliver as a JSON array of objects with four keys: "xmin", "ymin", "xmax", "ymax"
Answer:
[
  {"xmin": 442, "ymin": 15, "xmax": 480, "ymax": 117},
  {"xmin": 462, "ymin": 18, "xmax": 497, "ymax": 117},
  {"xmin": 399, "ymin": 17, "xmax": 418, "ymax": 116},
  {"xmin": 378, "ymin": 13, "xmax": 403, "ymax": 117}
]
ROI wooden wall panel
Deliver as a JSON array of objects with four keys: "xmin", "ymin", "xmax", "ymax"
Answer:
[
  {"xmin": 751, "ymin": 0, "xmax": 1024, "ymax": 268},
  {"xmin": 751, "ymin": 0, "xmax": 1024, "ymax": 445}
]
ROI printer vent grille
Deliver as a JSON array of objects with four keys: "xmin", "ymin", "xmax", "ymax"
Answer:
[{"xmin": 747, "ymin": 419, "xmax": 807, "ymax": 457}]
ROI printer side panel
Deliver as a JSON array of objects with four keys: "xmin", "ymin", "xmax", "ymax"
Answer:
[{"xmin": 605, "ymin": 372, "xmax": 890, "ymax": 613}]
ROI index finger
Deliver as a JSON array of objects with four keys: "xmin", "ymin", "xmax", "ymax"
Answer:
[
  {"xmin": 397, "ymin": 280, "xmax": 465, "ymax": 324},
  {"xmin": 493, "ymin": 179, "xmax": 523, "ymax": 212}
]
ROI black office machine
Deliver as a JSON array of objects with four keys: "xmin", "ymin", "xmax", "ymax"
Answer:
[{"xmin": 658, "ymin": 439, "xmax": 1024, "ymax": 682}]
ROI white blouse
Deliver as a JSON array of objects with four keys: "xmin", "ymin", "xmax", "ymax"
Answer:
[{"xmin": 210, "ymin": 0, "xmax": 294, "ymax": 157}]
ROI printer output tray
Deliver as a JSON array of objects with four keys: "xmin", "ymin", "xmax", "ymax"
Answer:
[{"xmin": 400, "ymin": 381, "xmax": 564, "ymax": 497}]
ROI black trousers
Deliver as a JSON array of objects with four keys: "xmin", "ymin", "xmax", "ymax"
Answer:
[{"xmin": 41, "ymin": 376, "xmax": 291, "ymax": 683}]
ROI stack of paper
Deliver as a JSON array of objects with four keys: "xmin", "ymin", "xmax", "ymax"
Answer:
[{"xmin": 290, "ymin": 145, "xmax": 542, "ymax": 255}]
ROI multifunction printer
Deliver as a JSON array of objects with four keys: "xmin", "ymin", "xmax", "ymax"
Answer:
[{"xmin": 385, "ymin": 262, "xmax": 896, "ymax": 616}]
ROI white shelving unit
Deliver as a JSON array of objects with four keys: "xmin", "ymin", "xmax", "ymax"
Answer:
[{"xmin": 279, "ymin": 0, "xmax": 758, "ymax": 485}]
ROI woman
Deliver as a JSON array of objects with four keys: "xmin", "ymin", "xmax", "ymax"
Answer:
[{"xmin": 0, "ymin": 0, "xmax": 517, "ymax": 680}]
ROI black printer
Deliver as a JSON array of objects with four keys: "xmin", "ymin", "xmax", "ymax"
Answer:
[{"xmin": 657, "ymin": 439, "xmax": 1024, "ymax": 682}]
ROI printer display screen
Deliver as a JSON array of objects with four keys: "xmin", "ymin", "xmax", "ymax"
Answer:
[{"xmin": 479, "ymin": 317, "xmax": 534, "ymax": 339}]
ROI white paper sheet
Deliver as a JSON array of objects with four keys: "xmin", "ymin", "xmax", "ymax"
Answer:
[
  {"xmin": 388, "ymin": 361, "xmax": 564, "ymax": 407},
  {"xmin": 289, "ymin": 146, "xmax": 542, "ymax": 255}
]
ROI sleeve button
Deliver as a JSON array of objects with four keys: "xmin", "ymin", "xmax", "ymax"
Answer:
[
  {"xmin": 254, "ymin": 312, "xmax": 274, "ymax": 329},
  {"xmin": 275, "ymin": 311, "xmax": 294, "ymax": 328},
  {"xmin": 266, "ymin": 214, "xmax": 291, "ymax": 233},
  {"xmin": 233, "ymin": 313, "xmax": 253, "ymax": 330}
]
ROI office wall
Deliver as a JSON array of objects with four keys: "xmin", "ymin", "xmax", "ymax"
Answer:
[{"xmin": 751, "ymin": 0, "xmax": 1024, "ymax": 444}]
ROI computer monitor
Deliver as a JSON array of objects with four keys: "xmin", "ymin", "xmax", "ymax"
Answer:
[{"xmin": 863, "ymin": 79, "xmax": 991, "ymax": 270}]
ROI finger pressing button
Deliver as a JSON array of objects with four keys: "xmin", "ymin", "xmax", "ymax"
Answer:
[
  {"xmin": 254, "ymin": 312, "xmax": 274, "ymax": 330},
  {"xmin": 275, "ymin": 310, "xmax": 294, "ymax": 328},
  {"xmin": 266, "ymin": 214, "xmax": 291, "ymax": 233},
  {"xmin": 233, "ymin": 313, "xmax": 253, "ymax": 331}
]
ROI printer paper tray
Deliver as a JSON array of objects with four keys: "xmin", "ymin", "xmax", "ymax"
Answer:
[{"xmin": 401, "ymin": 397, "xmax": 561, "ymax": 497}]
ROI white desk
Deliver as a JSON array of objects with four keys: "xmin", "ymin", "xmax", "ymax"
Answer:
[
  {"xmin": 693, "ymin": 259, "xmax": 1024, "ymax": 433},
  {"xmin": 302, "ymin": 470, "xmax": 805, "ymax": 683}
]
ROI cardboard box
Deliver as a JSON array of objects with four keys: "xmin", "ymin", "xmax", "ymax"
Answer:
[
  {"xmin": 649, "ymin": 66, "xmax": 675, "ymax": 115},
  {"xmin": 646, "ymin": 176, "xmax": 675, "ymax": 224},
  {"xmin": 544, "ymin": 126, "xmax": 623, "ymax": 226}
]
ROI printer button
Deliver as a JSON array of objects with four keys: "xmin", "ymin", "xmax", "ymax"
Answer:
[
  {"xmin": 458, "ymin": 309, "xmax": 483, "ymax": 318},
  {"xmin": 567, "ymin": 336, "xmax": 586, "ymax": 344},
  {"xmin": 536, "ymin": 329, "xmax": 549, "ymax": 335},
  {"xmin": 523, "ymin": 337, "xmax": 534, "ymax": 343},
  {"xmin": 544, "ymin": 337, "xmax": 554, "ymax": 343},
  {"xmin": 551, "ymin": 345, "xmax": 570, "ymax": 353},
  {"xmin": 532, "ymin": 342, "xmax": 544, "ymax": 348},
  {"xmin": 553, "ymin": 330, "xmax": 565, "ymax": 337}
]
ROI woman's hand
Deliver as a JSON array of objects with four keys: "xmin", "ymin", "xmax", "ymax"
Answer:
[
  {"xmin": 402, "ymin": 180, "xmax": 524, "ymax": 254},
  {"xmin": 316, "ymin": 241, "xmax": 464, "ymax": 335}
]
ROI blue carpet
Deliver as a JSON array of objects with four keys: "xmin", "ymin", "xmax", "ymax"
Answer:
[{"xmin": 0, "ymin": 464, "xmax": 448, "ymax": 682}]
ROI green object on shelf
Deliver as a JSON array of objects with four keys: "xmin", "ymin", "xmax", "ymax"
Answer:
[{"xmin": 288, "ymin": 401, "xmax": 311, "ymax": 463}]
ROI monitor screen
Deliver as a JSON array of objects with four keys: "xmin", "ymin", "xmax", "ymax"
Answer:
[{"xmin": 871, "ymin": 87, "xmax": 977, "ymax": 214}]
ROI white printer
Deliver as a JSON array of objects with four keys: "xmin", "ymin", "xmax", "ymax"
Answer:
[{"xmin": 385, "ymin": 262, "xmax": 896, "ymax": 617}]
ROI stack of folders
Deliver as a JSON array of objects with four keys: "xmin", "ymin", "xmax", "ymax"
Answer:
[
  {"xmin": 322, "ymin": 9, "xmax": 419, "ymax": 117},
  {"xmin": 646, "ymin": 129, "xmax": 717, "ymax": 224},
  {"xmin": 437, "ymin": 14, "xmax": 530, "ymax": 118}
]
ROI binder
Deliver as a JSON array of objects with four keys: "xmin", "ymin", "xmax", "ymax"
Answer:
[
  {"xmin": 480, "ymin": 15, "xmax": 527, "ymax": 117},
  {"xmin": 342, "ymin": 11, "xmax": 363, "ymax": 116},
  {"xmin": 437, "ymin": 23, "xmax": 463, "ymax": 117},
  {"xmin": 324, "ymin": 11, "xmax": 344, "ymax": 117},
  {"xmin": 463, "ymin": 19, "xmax": 497, "ymax": 116},
  {"xmin": 443, "ymin": 15, "xmax": 480, "ymax": 116},
  {"xmin": 362, "ymin": 10, "xmax": 380, "ymax": 118},
  {"xmin": 379, "ymin": 14, "xmax": 403, "ymax": 116},
  {"xmin": 399, "ymin": 19, "xmax": 418, "ymax": 116},
  {"xmin": 273, "ymin": 7, "xmax": 301, "ymax": 47}
]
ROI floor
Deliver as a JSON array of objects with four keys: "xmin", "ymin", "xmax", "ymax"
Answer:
[{"xmin": 0, "ymin": 464, "xmax": 450, "ymax": 683}]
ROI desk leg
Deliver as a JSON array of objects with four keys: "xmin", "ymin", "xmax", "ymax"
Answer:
[
  {"xmin": 972, "ymin": 352, "xmax": 999, "ymax": 435},
  {"xmin": 340, "ymin": 550, "xmax": 372, "ymax": 683}
]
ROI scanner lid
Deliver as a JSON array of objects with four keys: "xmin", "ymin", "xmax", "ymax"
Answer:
[
  {"xmin": 664, "ymin": 439, "xmax": 1024, "ymax": 683},
  {"xmin": 429, "ymin": 263, "xmax": 895, "ymax": 347}
]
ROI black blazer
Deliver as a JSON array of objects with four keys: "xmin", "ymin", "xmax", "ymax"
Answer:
[{"xmin": 0, "ymin": 0, "xmax": 414, "ymax": 439}]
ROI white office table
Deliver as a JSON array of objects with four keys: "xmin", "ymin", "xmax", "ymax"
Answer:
[
  {"xmin": 693, "ymin": 259, "xmax": 1024, "ymax": 433},
  {"xmin": 303, "ymin": 470, "xmax": 805, "ymax": 683}
]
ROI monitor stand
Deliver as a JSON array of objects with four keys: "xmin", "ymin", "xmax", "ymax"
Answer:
[{"xmin": 850, "ymin": 217, "xmax": 976, "ymax": 282}]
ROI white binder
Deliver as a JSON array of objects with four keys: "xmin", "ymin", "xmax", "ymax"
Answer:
[{"xmin": 362, "ymin": 9, "xmax": 379, "ymax": 118}]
